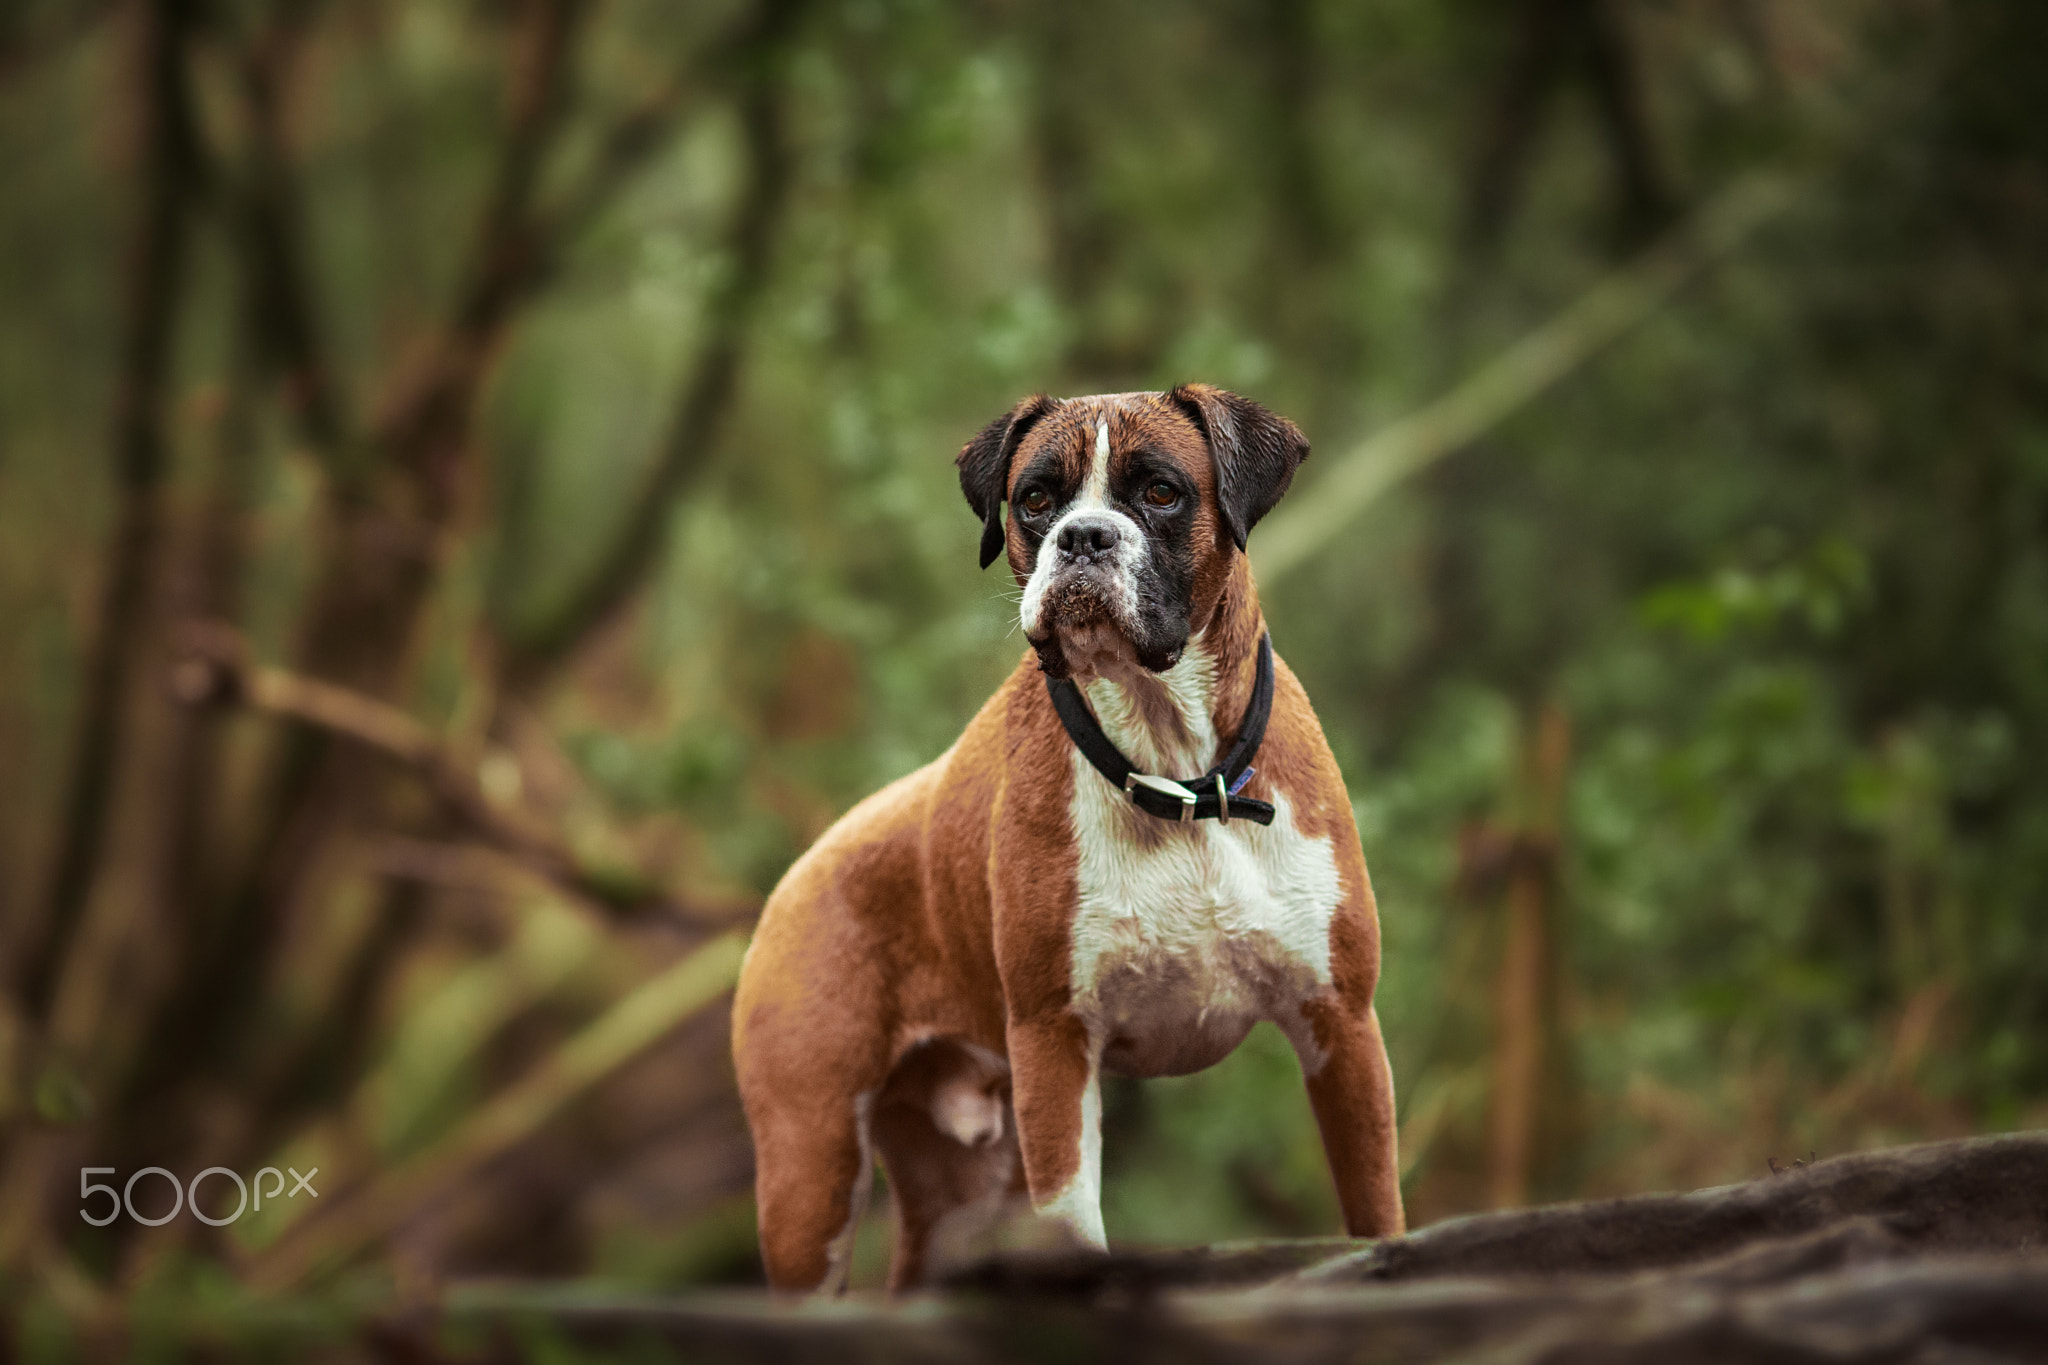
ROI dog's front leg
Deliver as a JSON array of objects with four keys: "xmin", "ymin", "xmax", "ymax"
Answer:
[
  {"xmin": 1296, "ymin": 995, "xmax": 1406, "ymax": 1238},
  {"xmin": 1005, "ymin": 1009, "xmax": 1107, "ymax": 1250}
]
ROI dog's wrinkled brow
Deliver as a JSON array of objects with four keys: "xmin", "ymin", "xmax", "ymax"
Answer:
[{"xmin": 1011, "ymin": 418, "xmax": 1089, "ymax": 494}]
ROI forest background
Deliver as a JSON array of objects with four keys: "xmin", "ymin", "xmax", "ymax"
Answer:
[{"xmin": 2, "ymin": 0, "xmax": 2046, "ymax": 1330}]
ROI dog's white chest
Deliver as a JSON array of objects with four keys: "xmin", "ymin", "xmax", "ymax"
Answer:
[{"xmin": 1064, "ymin": 748, "xmax": 1342, "ymax": 1076}]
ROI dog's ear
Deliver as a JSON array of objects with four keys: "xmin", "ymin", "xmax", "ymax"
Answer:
[
  {"xmin": 957, "ymin": 393, "xmax": 1057, "ymax": 569},
  {"xmin": 1167, "ymin": 383, "xmax": 1309, "ymax": 553}
]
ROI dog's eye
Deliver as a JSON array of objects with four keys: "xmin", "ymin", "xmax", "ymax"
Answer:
[
  {"xmin": 1021, "ymin": 489, "xmax": 1052, "ymax": 516},
  {"xmin": 1144, "ymin": 482, "xmax": 1179, "ymax": 508}
]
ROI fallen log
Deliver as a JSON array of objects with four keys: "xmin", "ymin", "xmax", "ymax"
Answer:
[
  {"xmin": 412, "ymin": 1132, "xmax": 2048, "ymax": 1364},
  {"xmin": 1309, "ymin": 1128, "xmax": 2048, "ymax": 1283}
]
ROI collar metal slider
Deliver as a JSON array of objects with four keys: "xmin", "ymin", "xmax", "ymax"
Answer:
[{"xmin": 1125, "ymin": 772, "xmax": 1197, "ymax": 822}]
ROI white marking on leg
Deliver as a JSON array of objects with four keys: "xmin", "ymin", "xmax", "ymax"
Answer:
[
  {"xmin": 1032, "ymin": 1031, "xmax": 1107, "ymax": 1250},
  {"xmin": 820, "ymin": 1091, "xmax": 876, "ymax": 1295}
]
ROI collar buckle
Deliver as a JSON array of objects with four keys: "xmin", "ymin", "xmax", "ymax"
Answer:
[{"xmin": 1124, "ymin": 772, "xmax": 1197, "ymax": 822}]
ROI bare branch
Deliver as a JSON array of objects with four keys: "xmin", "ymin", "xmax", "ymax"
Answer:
[
  {"xmin": 1464, "ymin": 0, "xmax": 1575, "ymax": 257},
  {"xmin": 500, "ymin": 0, "xmax": 812, "ymax": 686},
  {"xmin": 19, "ymin": 0, "xmax": 205, "ymax": 1023},
  {"xmin": 226, "ymin": 2, "xmax": 351, "ymax": 469},
  {"xmin": 1464, "ymin": 0, "xmax": 1674, "ymax": 257},
  {"xmin": 241, "ymin": 928, "xmax": 747, "ymax": 1290},
  {"xmin": 363, "ymin": 0, "xmax": 588, "ymax": 517},
  {"xmin": 454, "ymin": 0, "xmax": 584, "ymax": 338},
  {"xmin": 536, "ymin": 81, "xmax": 696, "ymax": 265},
  {"xmin": 1253, "ymin": 173, "xmax": 1800, "ymax": 586},
  {"xmin": 1579, "ymin": 0, "xmax": 1676, "ymax": 245},
  {"xmin": 171, "ymin": 624, "xmax": 751, "ymax": 929},
  {"xmin": 103, "ymin": 0, "xmax": 613, "ymax": 1244},
  {"xmin": 0, "ymin": 0, "xmax": 119, "ymax": 81}
]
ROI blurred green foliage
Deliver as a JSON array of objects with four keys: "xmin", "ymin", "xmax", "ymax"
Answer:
[{"xmin": 3, "ymin": 0, "xmax": 2048, "ymax": 1328}]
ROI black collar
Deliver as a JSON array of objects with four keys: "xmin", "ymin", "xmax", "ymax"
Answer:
[{"xmin": 1044, "ymin": 634, "xmax": 1277, "ymax": 826}]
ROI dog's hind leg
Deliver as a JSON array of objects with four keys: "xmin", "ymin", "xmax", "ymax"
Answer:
[
  {"xmin": 750, "ymin": 1088, "xmax": 877, "ymax": 1292},
  {"xmin": 872, "ymin": 1039, "xmax": 1019, "ymax": 1290},
  {"xmin": 734, "ymin": 847, "xmax": 903, "ymax": 1292}
]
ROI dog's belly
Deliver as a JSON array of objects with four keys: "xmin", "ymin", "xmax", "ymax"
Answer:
[
  {"xmin": 1090, "ymin": 935, "xmax": 1309, "ymax": 1076},
  {"xmin": 1067, "ymin": 759, "xmax": 1344, "ymax": 1079}
]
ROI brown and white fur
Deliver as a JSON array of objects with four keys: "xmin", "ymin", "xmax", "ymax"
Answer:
[{"xmin": 732, "ymin": 385, "xmax": 1403, "ymax": 1292}]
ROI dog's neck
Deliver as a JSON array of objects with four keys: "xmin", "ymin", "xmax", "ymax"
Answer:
[{"xmin": 1075, "ymin": 556, "xmax": 1266, "ymax": 779}]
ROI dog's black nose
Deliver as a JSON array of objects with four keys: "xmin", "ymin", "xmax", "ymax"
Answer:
[{"xmin": 1058, "ymin": 516, "xmax": 1121, "ymax": 560}]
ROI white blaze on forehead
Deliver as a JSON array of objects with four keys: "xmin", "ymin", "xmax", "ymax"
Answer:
[
  {"xmin": 1082, "ymin": 420, "xmax": 1111, "ymax": 507},
  {"xmin": 1019, "ymin": 410, "xmax": 1146, "ymax": 640}
]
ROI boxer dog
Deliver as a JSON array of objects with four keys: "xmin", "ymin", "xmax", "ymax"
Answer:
[{"xmin": 732, "ymin": 385, "xmax": 1403, "ymax": 1292}]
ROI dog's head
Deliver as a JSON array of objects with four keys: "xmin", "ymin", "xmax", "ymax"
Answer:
[{"xmin": 957, "ymin": 385, "xmax": 1308, "ymax": 681}]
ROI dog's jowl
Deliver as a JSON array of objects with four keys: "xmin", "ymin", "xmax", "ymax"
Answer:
[{"xmin": 732, "ymin": 386, "xmax": 1404, "ymax": 1291}]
